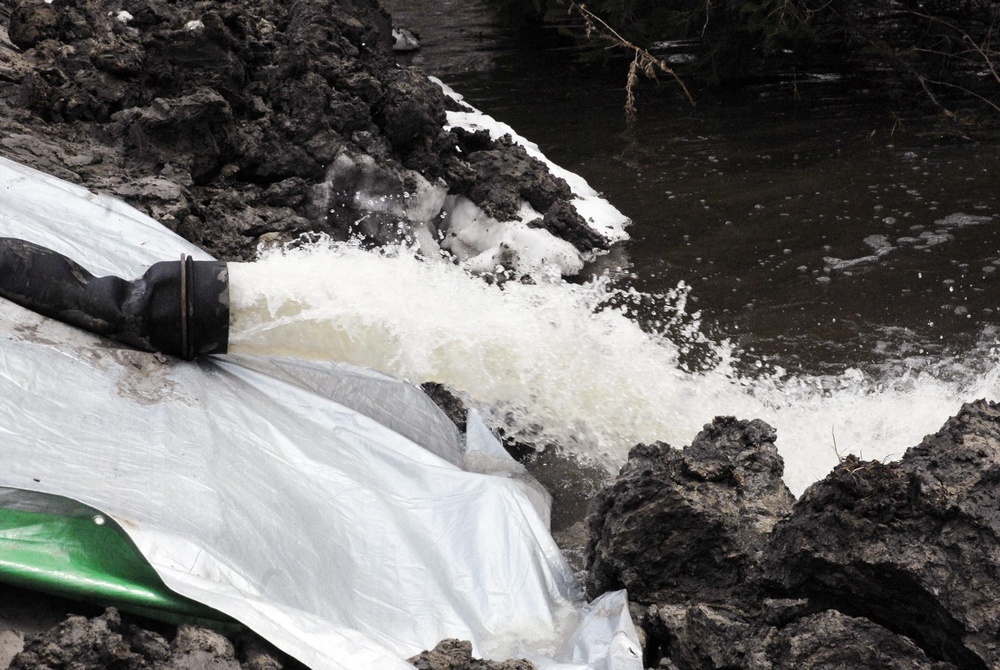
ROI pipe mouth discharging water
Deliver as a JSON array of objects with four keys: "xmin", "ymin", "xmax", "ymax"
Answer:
[
  {"xmin": 0, "ymin": 237, "xmax": 229, "ymax": 360},
  {"xmin": 6, "ymin": 235, "xmax": 1000, "ymax": 496}
]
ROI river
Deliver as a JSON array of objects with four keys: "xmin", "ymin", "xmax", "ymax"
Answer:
[{"xmin": 232, "ymin": 0, "xmax": 1000, "ymax": 501}]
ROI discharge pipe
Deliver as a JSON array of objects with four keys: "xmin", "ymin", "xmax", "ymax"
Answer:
[{"xmin": 0, "ymin": 237, "xmax": 228, "ymax": 360}]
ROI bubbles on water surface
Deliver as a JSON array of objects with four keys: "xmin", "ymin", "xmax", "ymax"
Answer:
[{"xmin": 226, "ymin": 239, "xmax": 1000, "ymax": 495}]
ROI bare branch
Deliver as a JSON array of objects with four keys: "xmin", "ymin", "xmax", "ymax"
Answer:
[{"xmin": 565, "ymin": 1, "xmax": 696, "ymax": 124}]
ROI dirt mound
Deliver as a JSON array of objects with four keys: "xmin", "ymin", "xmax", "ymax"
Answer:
[
  {"xmin": 0, "ymin": 0, "xmax": 598, "ymax": 266},
  {"xmin": 587, "ymin": 404, "xmax": 1000, "ymax": 669}
]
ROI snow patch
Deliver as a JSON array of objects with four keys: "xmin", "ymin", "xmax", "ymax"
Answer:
[
  {"xmin": 431, "ymin": 77, "xmax": 631, "ymax": 244},
  {"xmin": 313, "ymin": 81, "xmax": 631, "ymax": 278}
]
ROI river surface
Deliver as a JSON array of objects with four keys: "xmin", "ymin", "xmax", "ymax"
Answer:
[
  {"xmin": 235, "ymin": 0, "xmax": 1000, "ymax": 499},
  {"xmin": 386, "ymin": 0, "xmax": 1000, "ymax": 375}
]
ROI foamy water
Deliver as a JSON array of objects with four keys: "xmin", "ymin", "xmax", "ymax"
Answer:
[{"xmin": 228, "ymin": 241, "xmax": 1000, "ymax": 495}]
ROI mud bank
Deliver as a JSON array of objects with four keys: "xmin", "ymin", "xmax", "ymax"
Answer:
[
  {"xmin": 1, "ymin": 597, "xmax": 521, "ymax": 670},
  {"xmin": 0, "ymin": 0, "xmax": 608, "ymax": 274},
  {"xmin": 588, "ymin": 402, "xmax": 1000, "ymax": 670}
]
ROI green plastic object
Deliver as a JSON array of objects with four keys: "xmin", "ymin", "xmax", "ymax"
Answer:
[{"xmin": 0, "ymin": 488, "xmax": 229, "ymax": 625}]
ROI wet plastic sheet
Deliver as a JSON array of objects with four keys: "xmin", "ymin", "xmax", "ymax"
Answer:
[{"xmin": 0, "ymin": 156, "xmax": 642, "ymax": 670}]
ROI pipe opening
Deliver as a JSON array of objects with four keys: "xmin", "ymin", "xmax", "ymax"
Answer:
[{"xmin": 0, "ymin": 237, "xmax": 229, "ymax": 360}]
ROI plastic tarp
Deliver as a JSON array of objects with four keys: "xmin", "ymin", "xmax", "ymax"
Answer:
[{"xmin": 0, "ymin": 155, "xmax": 643, "ymax": 670}]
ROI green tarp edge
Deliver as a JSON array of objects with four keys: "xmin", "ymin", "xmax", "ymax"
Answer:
[{"xmin": 0, "ymin": 492, "xmax": 233, "ymax": 626}]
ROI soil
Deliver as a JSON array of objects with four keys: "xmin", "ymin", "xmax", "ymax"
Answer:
[
  {"xmin": 0, "ymin": 0, "xmax": 599, "ymax": 266},
  {"xmin": 588, "ymin": 403, "xmax": 1000, "ymax": 670},
  {"xmin": 0, "ymin": 0, "xmax": 590, "ymax": 666}
]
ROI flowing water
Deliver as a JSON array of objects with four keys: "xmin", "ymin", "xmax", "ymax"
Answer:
[{"xmin": 232, "ymin": 0, "xmax": 1000, "ymax": 497}]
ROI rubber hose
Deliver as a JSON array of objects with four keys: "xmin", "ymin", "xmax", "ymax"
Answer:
[{"xmin": 0, "ymin": 237, "xmax": 229, "ymax": 359}]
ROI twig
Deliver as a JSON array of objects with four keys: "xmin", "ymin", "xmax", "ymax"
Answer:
[
  {"xmin": 899, "ymin": 10, "xmax": 999, "ymax": 114},
  {"xmin": 566, "ymin": 1, "xmax": 696, "ymax": 123}
]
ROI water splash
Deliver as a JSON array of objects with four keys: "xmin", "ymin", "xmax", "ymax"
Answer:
[{"xmin": 227, "ymin": 240, "xmax": 1000, "ymax": 495}]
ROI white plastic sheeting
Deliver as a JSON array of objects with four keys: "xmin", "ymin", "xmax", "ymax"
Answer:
[{"xmin": 0, "ymin": 156, "xmax": 642, "ymax": 670}]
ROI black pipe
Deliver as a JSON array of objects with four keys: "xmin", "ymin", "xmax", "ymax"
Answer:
[{"xmin": 0, "ymin": 237, "xmax": 228, "ymax": 359}]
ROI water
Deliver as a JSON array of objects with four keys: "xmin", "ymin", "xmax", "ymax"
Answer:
[
  {"xmin": 389, "ymin": 0, "xmax": 1000, "ymax": 369},
  {"xmin": 227, "ymin": 242, "xmax": 1000, "ymax": 496},
  {"xmin": 237, "ymin": 0, "xmax": 1000, "ymax": 496}
]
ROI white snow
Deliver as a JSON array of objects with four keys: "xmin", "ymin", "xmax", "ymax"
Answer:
[
  {"xmin": 302, "ymin": 77, "xmax": 631, "ymax": 278},
  {"xmin": 335, "ymin": 77, "xmax": 627, "ymax": 279},
  {"xmin": 317, "ymin": 88, "xmax": 633, "ymax": 278},
  {"xmin": 433, "ymin": 77, "xmax": 631, "ymax": 245}
]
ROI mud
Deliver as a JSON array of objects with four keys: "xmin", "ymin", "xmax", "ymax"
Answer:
[
  {"xmin": 587, "ymin": 402, "xmax": 1000, "ymax": 670},
  {"xmin": 0, "ymin": 0, "xmax": 598, "ymax": 266},
  {"xmin": 7, "ymin": 607, "xmax": 298, "ymax": 670}
]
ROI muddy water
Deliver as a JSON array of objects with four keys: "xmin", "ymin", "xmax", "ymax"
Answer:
[{"xmin": 386, "ymin": 0, "xmax": 1000, "ymax": 377}]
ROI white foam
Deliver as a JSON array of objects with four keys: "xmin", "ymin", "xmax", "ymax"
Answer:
[
  {"xmin": 827, "ymin": 212, "xmax": 997, "ymax": 269},
  {"xmin": 439, "ymin": 196, "xmax": 584, "ymax": 276},
  {"xmin": 315, "ymin": 139, "xmax": 613, "ymax": 278},
  {"xmin": 227, "ymin": 241, "xmax": 1000, "ymax": 495}
]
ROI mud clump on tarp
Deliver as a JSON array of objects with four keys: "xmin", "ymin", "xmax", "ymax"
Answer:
[
  {"xmin": 583, "ymin": 406, "xmax": 1000, "ymax": 669},
  {"xmin": 8, "ymin": 607, "xmax": 296, "ymax": 670},
  {"xmin": 0, "ymin": 0, "xmax": 600, "ymax": 265}
]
